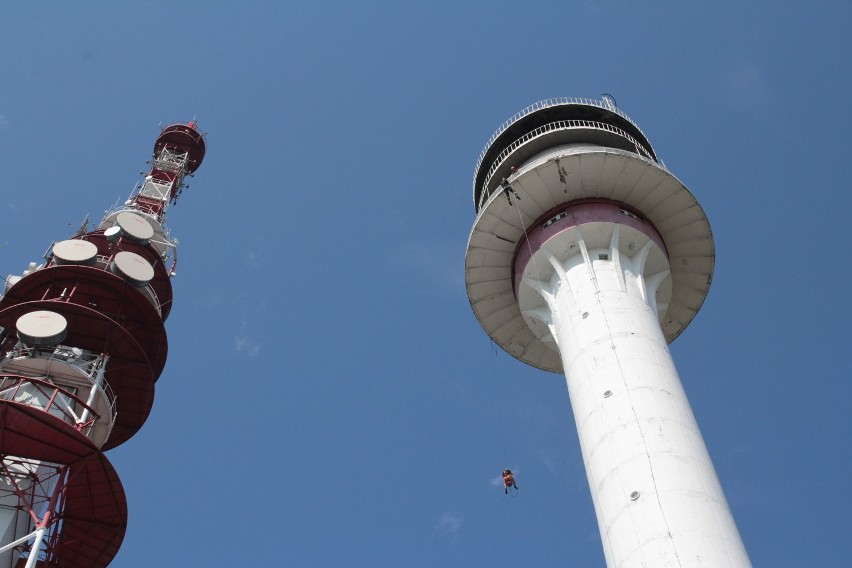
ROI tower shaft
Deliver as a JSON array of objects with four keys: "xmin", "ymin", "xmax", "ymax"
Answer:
[{"xmin": 516, "ymin": 203, "xmax": 749, "ymax": 566}]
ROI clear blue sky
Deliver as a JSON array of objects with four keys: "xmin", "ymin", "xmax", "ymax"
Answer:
[{"xmin": 1, "ymin": 2, "xmax": 850, "ymax": 566}]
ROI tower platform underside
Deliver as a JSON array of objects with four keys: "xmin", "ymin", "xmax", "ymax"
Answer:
[{"xmin": 465, "ymin": 145, "xmax": 713, "ymax": 373}]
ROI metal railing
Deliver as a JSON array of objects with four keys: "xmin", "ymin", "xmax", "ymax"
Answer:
[
  {"xmin": 8, "ymin": 344, "xmax": 104, "ymax": 376},
  {"xmin": 101, "ymin": 198, "xmax": 172, "ymax": 232},
  {"xmin": 95, "ymin": 254, "xmax": 163, "ymax": 316},
  {"xmin": 0, "ymin": 346, "xmax": 117, "ymax": 444},
  {"xmin": 0, "ymin": 376, "xmax": 103, "ymax": 431},
  {"xmin": 474, "ymin": 97, "xmax": 648, "ymax": 177},
  {"xmin": 478, "ymin": 119, "xmax": 656, "ymax": 210},
  {"xmin": 1, "ymin": 345, "xmax": 115, "ymax": 397},
  {"xmin": 153, "ymin": 148, "xmax": 188, "ymax": 174},
  {"xmin": 139, "ymin": 177, "xmax": 174, "ymax": 201},
  {"xmin": 12, "ymin": 241, "xmax": 166, "ymax": 316}
]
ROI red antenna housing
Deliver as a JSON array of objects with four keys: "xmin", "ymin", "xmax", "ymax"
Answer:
[
  {"xmin": 0, "ymin": 122, "xmax": 206, "ymax": 566},
  {"xmin": 131, "ymin": 122, "xmax": 207, "ymax": 219}
]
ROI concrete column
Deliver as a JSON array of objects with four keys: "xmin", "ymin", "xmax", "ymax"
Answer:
[{"xmin": 520, "ymin": 221, "xmax": 751, "ymax": 568}]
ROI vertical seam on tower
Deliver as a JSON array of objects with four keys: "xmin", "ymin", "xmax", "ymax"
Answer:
[
  {"xmin": 609, "ymin": 225, "xmax": 626, "ymax": 292},
  {"xmin": 596, "ymin": 251, "xmax": 683, "ymax": 567}
]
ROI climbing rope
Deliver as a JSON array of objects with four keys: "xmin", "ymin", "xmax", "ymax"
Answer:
[
  {"xmin": 490, "ymin": 339, "xmax": 508, "ymax": 464},
  {"xmin": 506, "ymin": 175, "xmax": 546, "ymax": 290}
]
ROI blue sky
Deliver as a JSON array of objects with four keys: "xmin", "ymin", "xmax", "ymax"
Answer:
[{"xmin": 1, "ymin": 2, "xmax": 850, "ymax": 566}]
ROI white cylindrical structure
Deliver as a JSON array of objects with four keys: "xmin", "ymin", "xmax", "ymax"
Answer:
[
  {"xmin": 514, "ymin": 203, "xmax": 750, "ymax": 567},
  {"xmin": 23, "ymin": 527, "xmax": 46, "ymax": 568},
  {"xmin": 465, "ymin": 98, "xmax": 752, "ymax": 567}
]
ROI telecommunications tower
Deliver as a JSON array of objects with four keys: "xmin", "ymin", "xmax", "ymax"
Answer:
[
  {"xmin": 0, "ymin": 122, "xmax": 206, "ymax": 567},
  {"xmin": 465, "ymin": 98, "xmax": 751, "ymax": 567}
]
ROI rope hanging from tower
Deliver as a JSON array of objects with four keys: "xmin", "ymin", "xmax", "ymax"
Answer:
[{"xmin": 490, "ymin": 340, "xmax": 521, "ymax": 498}]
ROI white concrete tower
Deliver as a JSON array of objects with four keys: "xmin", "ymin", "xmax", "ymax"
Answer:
[{"xmin": 465, "ymin": 97, "xmax": 751, "ymax": 567}]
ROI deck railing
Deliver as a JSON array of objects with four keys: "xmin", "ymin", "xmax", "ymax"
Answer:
[
  {"xmin": 0, "ymin": 376, "xmax": 103, "ymax": 430},
  {"xmin": 478, "ymin": 119, "xmax": 655, "ymax": 210},
  {"xmin": 474, "ymin": 97, "xmax": 649, "ymax": 178}
]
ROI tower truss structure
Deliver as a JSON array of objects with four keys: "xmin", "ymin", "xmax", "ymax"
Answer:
[
  {"xmin": 465, "ymin": 98, "xmax": 751, "ymax": 567},
  {"xmin": 0, "ymin": 123, "xmax": 206, "ymax": 567}
]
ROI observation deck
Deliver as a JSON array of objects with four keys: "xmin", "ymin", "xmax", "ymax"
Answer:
[{"xmin": 465, "ymin": 98, "xmax": 714, "ymax": 372}]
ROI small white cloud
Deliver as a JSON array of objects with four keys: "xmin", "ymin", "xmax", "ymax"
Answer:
[
  {"xmin": 390, "ymin": 240, "xmax": 463, "ymax": 293},
  {"xmin": 234, "ymin": 336, "xmax": 261, "ymax": 357},
  {"xmin": 234, "ymin": 321, "xmax": 261, "ymax": 358},
  {"xmin": 725, "ymin": 443, "xmax": 750, "ymax": 458},
  {"xmin": 721, "ymin": 59, "xmax": 772, "ymax": 108},
  {"xmin": 435, "ymin": 511, "xmax": 463, "ymax": 541},
  {"xmin": 538, "ymin": 451, "xmax": 558, "ymax": 474}
]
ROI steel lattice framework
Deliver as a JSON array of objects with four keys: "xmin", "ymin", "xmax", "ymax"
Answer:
[{"xmin": 0, "ymin": 122, "xmax": 206, "ymax": 567}]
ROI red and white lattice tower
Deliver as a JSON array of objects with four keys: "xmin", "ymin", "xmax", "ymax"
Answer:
[
  {"xmin": 0, "ymin": 122, "xmax": 206, "ymax": 567},
  {"xmin": 465, "ymin": 98, "xmax": 752, "ymax": 566}
]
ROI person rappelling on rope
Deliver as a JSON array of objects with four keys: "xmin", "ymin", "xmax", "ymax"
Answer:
[
  {"xmin": 501, "ymin": 176, "xmax": 521, "ymax": 206},
  {"xmin": 502, "ymin": 469, "xmax": 518, "ymax": 495}
]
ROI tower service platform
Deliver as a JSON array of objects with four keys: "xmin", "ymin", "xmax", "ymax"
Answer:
[{"xmin": 0, "ymin": 122, "xmax": 206, "ymax": 567}]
